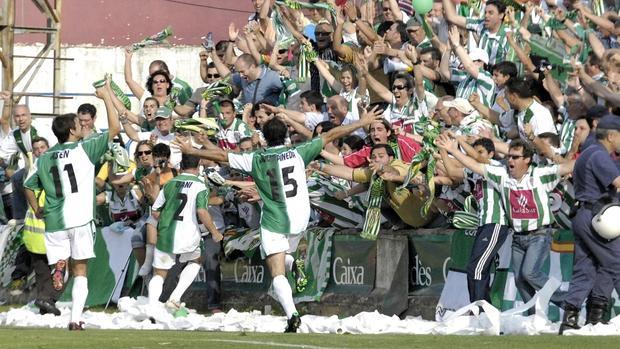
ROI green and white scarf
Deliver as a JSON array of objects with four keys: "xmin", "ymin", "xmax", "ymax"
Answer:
[{"xmin": 360, "ymin": 175, "xmax": 384, "ymax": 240}]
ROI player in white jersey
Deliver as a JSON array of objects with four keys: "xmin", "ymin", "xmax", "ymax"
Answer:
[
  {"xmin": 174, "ymin": 107, "xmax": 384, "ymax": 332},
  {"xmin": 148, "ymin": 153, "xmax": 222, "ymax": 311},
  {"xmin": 24, "ymin": 82, "xmax": 120, "ymax": 330}
]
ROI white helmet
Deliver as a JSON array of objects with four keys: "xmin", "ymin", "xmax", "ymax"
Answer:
[{"xmin": 592, "ymin": 203, "xmax": 620, "ymax": 240}]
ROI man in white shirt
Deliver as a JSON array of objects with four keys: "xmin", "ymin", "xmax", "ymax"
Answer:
[{"xmin": 0, "ymin": 105, "xmax": 55, "ymax": 219}]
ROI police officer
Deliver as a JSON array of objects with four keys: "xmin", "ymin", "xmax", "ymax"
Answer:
[{"xmin": 560, "ymin": 114, "xmax": 620, "ymax": 334}]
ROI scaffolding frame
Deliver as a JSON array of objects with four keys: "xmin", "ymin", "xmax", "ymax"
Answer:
[{"xmin": 0, "ymin": 0, "xmax": 65, "ymax": 117}]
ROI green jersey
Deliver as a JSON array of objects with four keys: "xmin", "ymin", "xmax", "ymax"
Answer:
[
  {"xmin": 228, "ymin": 137, "xmax": 323, "ymax": 235},
  {"xmin": 24, "ymin": 132, "xmax": 110, "ymax": 232},
  {"xmin": 153, "ymin": 173, "xmax": 209, "ymax": 254},
  {"xmin": 484, "ymin": 164, "xmax": 560, "ymax": 232}
]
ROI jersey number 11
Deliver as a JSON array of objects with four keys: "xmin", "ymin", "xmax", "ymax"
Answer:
[{"xmin": 50, "ymin": 164, "xmax": 78, "ymax": 197}]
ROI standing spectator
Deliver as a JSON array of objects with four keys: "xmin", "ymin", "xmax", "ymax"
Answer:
[{"xmin": 560, "ymin": 115, "xmax": 620, "ymax": 334}]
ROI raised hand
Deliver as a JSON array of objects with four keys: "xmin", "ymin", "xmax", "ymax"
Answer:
[
  {"xmin": 172, "ymin": 135, "xmax": 193, "ymax": 154},
  {"xmin": 228, "ymin": 22, "xmax": 239, "ymax": 42},
  {"xmin": 360, "ymin": 105, "xmax": 384, "ymax": 125}
]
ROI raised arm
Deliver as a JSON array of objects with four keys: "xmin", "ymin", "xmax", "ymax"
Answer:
[
  {"xmin": 333, "ymin": 18, "xmax": 353, "ymax": 61},
  {"xmin": 439, "ymin": 147, "xmax": 465, "ymax": 182},
  {"xmin": 320, "ymin": 105, "xmax": 383, "ymax": 145},
  {"xmin": 314, "ymin": 59, "xmax": 341, "ymax": 91},
  {"xmin": 468, "ymin": 92, "xmax": 501, "ymax": 125},
  {"xmin": 97, "ymin": 80, "xmax": 120, "ymax": 141},
  {"xmin": 448, "ymin": 26, "xmax": 479, "ymax": 78},
  {"xmin": 309, "ymin": 161, "xmax": 354, "ymax": 181},
  {"xmin": 0, "ymin": 92, "xmax": 11, "ymax": 136},
  {"xmin": 435, "ymin": 134, "xmax": 485, "ymax": 176},
  {"xmin": 439, "ymin": 47, "xmax": 452, "ymax": 82},
  {"xmin": 173, "ymin": 136, "xmax": 229, "ymax": 163},
  {"xmin": 123, "ymin": 49, "xmax": 145, "ymax": 100},
  {"xmin": 356, "ymin": 55, "xmax": 393, "ymax": 103},
  {"xmin": 277, "ymin": 113, "xmax": 313, "ymax": 140},
  {"xmin": 575, "ymin": 3, "xmax": 615, "ymax": 32},
  {"xmin": 442, "ymin": 0, "xmax": 467, "ymax": 29},
  {"xmin": 386, "ymin": 0, "xmax": 405, "ymax": 22}
]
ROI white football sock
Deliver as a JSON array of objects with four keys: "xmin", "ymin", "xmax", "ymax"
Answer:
[
  {"xmin": 148, "ymin": 274, "xmax": 164, "ymax": 305},
  {"xmin": 284, "ymin": 254, "xmax": 294, "ymax": 273},
  {"xmin": 70, "ymin": 276, "xmax": 88, "ymax": 323},
  {"xmin": 272, "ymin": 275, "xmax": 297, "ymax": 318},
  {"xmin": 139, "ymin": 245, "xmax": 155, "ymax": 276},
  {"xmin": 169, "ymin": 262, "xmax": 201, "ymax": 302}
]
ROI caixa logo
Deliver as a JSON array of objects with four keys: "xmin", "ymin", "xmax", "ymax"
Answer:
[
  {"xmin": 234, "ymin": 259, "xmax": 265, "ymax": 283},
  {"xmin": 332, "ymin": 257, "xmax": 365, "ymax": 285}
]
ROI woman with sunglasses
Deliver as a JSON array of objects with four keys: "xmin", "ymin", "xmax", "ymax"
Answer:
[{"xmin": 357, "ymin": 56, "xmax": 429, "ymax": 133}]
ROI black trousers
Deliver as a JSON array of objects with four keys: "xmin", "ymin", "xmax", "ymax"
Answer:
[
  {"xmin": 30, "ymin": 252, "xmax": 61, "ymax": 302},
  {"xmin": 202, "ymin": 236, "xmax": 222, "ymax": 309}
]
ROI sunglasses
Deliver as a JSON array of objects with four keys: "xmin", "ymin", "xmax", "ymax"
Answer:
[
  {"xmin": 136, "ymin": 150, "xmax": 152, "ymax": 156},
  {"xmin": 315, "ymin": 31, "xmax": 331, "ymax": 36},
  {"xmin": 278, "ymin": 49, "xmax": 288, "ymax": 54},
  {"xmin": 507, "ymin": 155, "xmax": 525, "ymax": 160},
  {"xmin": 392, "ymin": 85, "xmax": 407, "ymax": 90},
  {"xmin": 206, "ymin": 74, "xmax": 220, "ymax": 78},
  {"xmin": 153, "ymin": 79, "xmax": 168, "ymax": 84},
  {"xmin": 382, "ymin": 7, "xmax": 391, "ymax": 11}
]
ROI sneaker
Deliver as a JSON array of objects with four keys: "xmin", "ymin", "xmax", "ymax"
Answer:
[
  {"xmin": 68, "ymin": 321, "xmax": 85, "ymax": 331},
  {"xmin": 284, "ymin": 313, "xmax": 301, "ymax": 333},
  {"xmin": 292, "ymin": 259, "xmax": 307, "ymax": 293},
  {"xmin": 8, "ymin": 278, "xmax": 26, "ymax": 296},
  {"xmin": 52, "ymin": 260, "xmax": 67, "ymax": 291},
  {"xmin": 165, "ymin": 299, "xmax": 186, "ymax": 311},
  {"xmin": 35, "ymin": 299, "xmax": 61, "ymax": 316}
]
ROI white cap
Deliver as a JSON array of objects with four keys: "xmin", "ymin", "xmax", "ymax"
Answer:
[
  {"xmin": 443, "ymin": 98, "xmax": 475, "ymax": 114},
  {"xmin": 468, "ymin": 47, "xmax": 489, "ymax": 65}
]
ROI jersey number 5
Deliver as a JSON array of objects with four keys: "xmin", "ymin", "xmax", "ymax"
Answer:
[
  {"xmin": 267, "ymin": 166, "xmax": 298, "ymax": 201},
  {"xmin": 50, "ymin": 164, "xmax": 78, "ymax": 197}
]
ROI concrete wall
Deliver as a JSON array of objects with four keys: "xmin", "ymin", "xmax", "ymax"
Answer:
[{"xmin": 10, "ymin": 43, "xmax": 205, "ymax": 131}]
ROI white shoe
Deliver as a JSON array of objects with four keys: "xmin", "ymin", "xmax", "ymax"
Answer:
[{"xmin": 165, "ymin": 299, "xmax": 185, "ymax": 311}]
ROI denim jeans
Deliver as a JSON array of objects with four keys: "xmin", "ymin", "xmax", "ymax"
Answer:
[{"xmin": 511, "ymin": 228, "xmax": 565, "ymax": 312}]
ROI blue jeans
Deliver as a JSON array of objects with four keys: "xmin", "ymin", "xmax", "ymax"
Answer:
[{"xmin": 512, "ymin": 228, "xmax": 565, "ymax": 312}]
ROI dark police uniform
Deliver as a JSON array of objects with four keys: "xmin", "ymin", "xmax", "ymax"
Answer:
[{"xmin": 561, "ymin": 115, "xmax": 620, "ymax": 333}]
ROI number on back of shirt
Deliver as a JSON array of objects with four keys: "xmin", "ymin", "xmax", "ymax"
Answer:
[
  {"xmin": 266, "ymin": 165, "xmax": 298, "ymax": 201},
  {"xmin": 50, "ymin": 164, "xmax": 78, "ymax": 197}
]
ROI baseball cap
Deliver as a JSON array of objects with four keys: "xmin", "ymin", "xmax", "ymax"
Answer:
[
  {"xmin": 443, "ymin": 98, "xmax": 475, "ymax": 114},
  {"xmin": 406, "ymin": 17, "xmax": 422, "ymax": 29},
  {"xmin": 154, "ymin": 106, "xmax": 172, "ymax": 119},
  {"xmin": 597, "ymin": 114, "xmax": 620, "ymax": 131},
  {"xmin": 469, "ymin": 47, "xmax": 489, "ymax": 65}
]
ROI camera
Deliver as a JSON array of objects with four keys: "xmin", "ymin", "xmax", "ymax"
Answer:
[
  {"xmin": 536, "ymin": 59, "xmax": 553, "ymax": 73},
  {"xmin": 157, "ymin": 159, "xmax": 167, "ymax": 168}
]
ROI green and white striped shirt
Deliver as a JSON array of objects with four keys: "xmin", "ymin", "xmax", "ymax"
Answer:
[
  {"xmin": 516, "ymin": 100, "xmax": 557, "ymax": 148},
  {"xmin": 463, "ymin": 159, "xmax": 507, "ymax": 225},
  {"xmin": 559, "ymin": 114, "xmax": 576, "ymax": 155},
  {"xmin": 484, "ymin": 164, "xmax": 561, "ymax": 232},
  {"xmin": 465, "ymin": 18, "xmax": 509, "ymax": 66},
  {"xmin": 451, "ymin": 67, "xmax": 495, "ymax": 107}
]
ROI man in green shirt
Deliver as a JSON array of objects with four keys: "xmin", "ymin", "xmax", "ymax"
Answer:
[
  {"xmin": 174, "ymin": 106, "xmax": 384, "ymax": 332},
  {"xmin": 148, "ymin": 153, "xmax": 222, "ymax": 311},
  {"xmin": 24, "ymin": 82, "xmax": 120, "ymax": 331}
]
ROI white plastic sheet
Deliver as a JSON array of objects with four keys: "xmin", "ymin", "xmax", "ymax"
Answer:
[{"xmin": 1, "ymin": 293, "xmax": 620, "ymax": 335}]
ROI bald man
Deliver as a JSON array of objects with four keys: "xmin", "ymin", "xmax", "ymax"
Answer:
[{"xmin": 326, "ymin": 96, "xmax": 367, "ymax": 138}]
